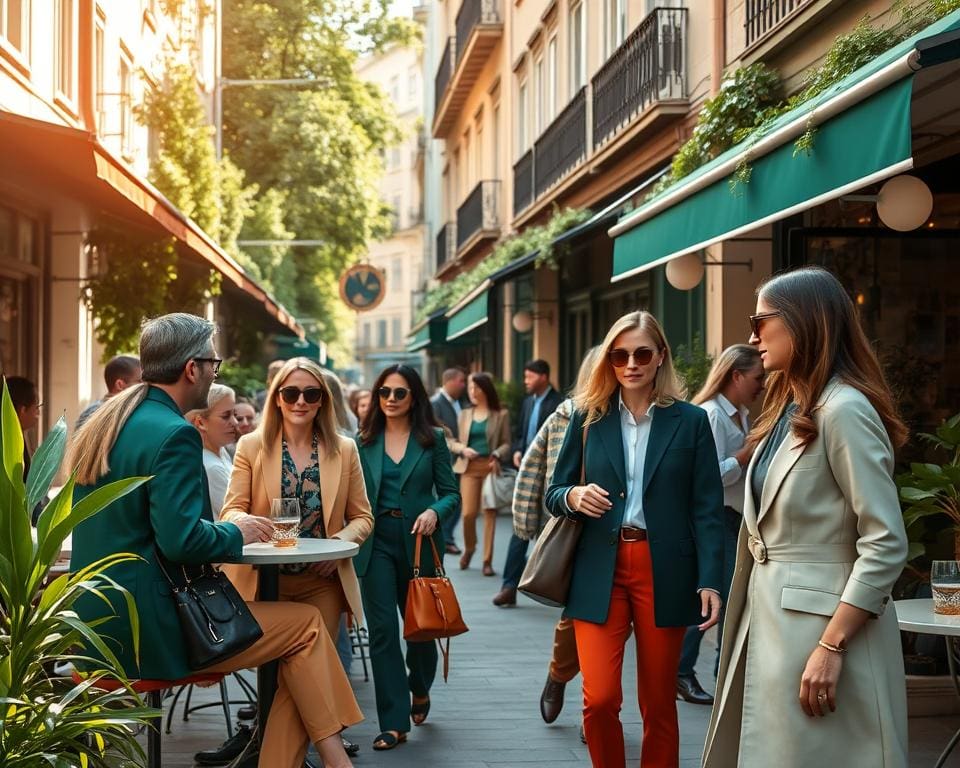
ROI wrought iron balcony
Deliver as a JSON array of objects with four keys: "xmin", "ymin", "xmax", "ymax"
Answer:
[
  {"xmin": 745, "ymin": 0, "xmax": 814, "ymax": 48},
  {"xmin": 513, "ymin": 149, "xmax": 534, "ymax": 216},
  {"xmin": 435, "ymin": 222, "xmax": 456, "ymax": 273},
  {"xmin": 534, "ymin": 87, "xmax": 587, "ymax": 200},
  {"xmin": 592, "ymin": 7, "xmax": 687, "ymax": 150},
  {"xmin": 456, "ymin": 0, "xmax": 501, "ymax": 65},
  {"xmin": 434, "ymin": 37, "xmax": 455, "ymax": 118},
  {"xmin": 456, "ymin": 180, "xmax": 501, "ymax": 253}
]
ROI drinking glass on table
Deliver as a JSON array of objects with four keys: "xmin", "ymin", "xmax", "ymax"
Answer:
[
  {"xmin": 931, "ymin": 560, "xmax": 960, "ymax": 615},
  {"xmin": 269, "ymin": 498, "xmax": 301, "ymax": 548}
]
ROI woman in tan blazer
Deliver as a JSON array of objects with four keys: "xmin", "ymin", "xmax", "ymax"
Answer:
[
  {"xmin": 221, "ymin": 357, "xmax": 374, "ymax": 644},
  {"xmin": 448, "ymin": 371, "xmax": 510, "ymax": 575},
  {"xmin": 703, "ymin": 267, "xmax": 909, "ymax": 768}
]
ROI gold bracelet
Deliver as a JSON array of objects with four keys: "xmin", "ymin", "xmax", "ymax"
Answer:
[{"xmin": 818, "ymin": 639, "xmax": 847, "ymax": 655}]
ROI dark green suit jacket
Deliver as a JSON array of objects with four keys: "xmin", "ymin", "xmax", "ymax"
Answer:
[
  {"xmin": 545, "ymin": 394, "xmax": 723, "ymax": 627},
  {"xmin": 71, "ymin": 386, "xmax": 243, "ymax": 680},
  {"xmin": 354, "ymin": 428, "xmax": 460, "ymax": 578}
]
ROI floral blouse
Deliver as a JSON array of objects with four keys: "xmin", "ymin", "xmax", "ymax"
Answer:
[{"xmin": 279, "ymin": 433, "xmax": 324, "ymax": 575}]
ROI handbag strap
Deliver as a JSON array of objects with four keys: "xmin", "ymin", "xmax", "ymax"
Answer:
[
  {"xmin": 412, "ymin": 534, "xmax": 445, "ymax": 578},
  {"xmin": 437, "ymin": 637, "xmax": 451, "ymax": 682}
]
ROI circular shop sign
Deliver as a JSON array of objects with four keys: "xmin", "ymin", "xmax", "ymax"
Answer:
[{"xmin": 339, "ymin": 264, "xmax": 386, "ymax": 312}]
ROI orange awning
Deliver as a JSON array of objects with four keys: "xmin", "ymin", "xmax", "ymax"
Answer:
[{"xmin": 0, "ymin": 111, "xmax": 302, "ymax": 337}]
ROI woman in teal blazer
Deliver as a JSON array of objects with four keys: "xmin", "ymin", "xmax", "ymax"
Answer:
[
  {"xmin": 355, "ymin": 364, "xmax": 460, "ymax": 752},
  {"xmin": 544, "ymin": 311, "xmax": 724, "ymax": 768}
]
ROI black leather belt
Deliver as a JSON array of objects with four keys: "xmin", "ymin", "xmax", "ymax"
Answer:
[
  {"xmin": 381, "ymin": 509, "xmax": 403, "ymax": 518},
  {"xmin": 621, "ymin": 526, "xmax": 648, "ymax": 542}
]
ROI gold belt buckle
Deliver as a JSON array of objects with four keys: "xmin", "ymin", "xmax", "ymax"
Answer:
[{"xmin": 749, "ymin": 536, "xmax": 767, "ymax": 564}]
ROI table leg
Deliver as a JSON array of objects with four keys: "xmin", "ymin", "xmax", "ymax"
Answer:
[{"xmin": 935, "ymin": 636, "xmax": 960, "ymax": 768}]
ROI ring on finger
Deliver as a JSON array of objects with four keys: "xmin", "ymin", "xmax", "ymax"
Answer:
[{"xmin": 817, "ymin": 691, "xmax": 827, "ymax": 703}]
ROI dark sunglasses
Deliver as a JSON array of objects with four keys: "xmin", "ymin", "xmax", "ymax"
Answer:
[
  {"xmin": 278, "ymin": 386, "xmax": 324, "ymax": 405},
  {"xmin": 377, "ymin": 386, "xmax": 410, "ymax": 402},
  {"xmin": 749, "ymin": 311, "xmax": 782, "ymax": 337},
  {"xmin": 608, "ymin": 347, "xmax": 656, "ymax": 368},
  {"xmin": 194, "ymin": 357, "xmax": 223, "ymax": 376}
]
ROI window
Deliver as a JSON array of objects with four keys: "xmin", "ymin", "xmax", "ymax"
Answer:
[
  {"xmin": 389, "ymin": 146, "xmax": 402, "ymax": 169},
  {"xmin": 463, "ymin": 129, "xmax": 472, "ymax": 188},
  {"xmin": 534, "ymin": 53, "xmax": 544, "ymax": 135},
  {"xmin": 517, "ymin": 78, "xmax": 528, "ymax": 153},
  {"xmin": 492, "ymin": 102, "xmax": 500, "ymax": 170},
  {"xmin": 362, "ymin": 322, "xmax": 371, "ymax": 347},
  {"xmin": 391, "ymin": 257, "xmax": 403, "ymax": 290},
  {"xmin": 569, "ymin": 1, "xmax": 586, "ymax": 95},
  {"xmin": 377, "ymin": 320, "xmax": 388, "ymax": 348},
  {"xmin": 604, "ymin": 0, "xmax": 626, "ymax": 58},
  {"xmin": 120, "ymin": 49, "xmax": 134, "ymax": 156},
  {"xmin": 392, "ymin": 317, "xmax": 402, "ymax": 346},
  {"xmin": 408, "ymin": 67, "xmax": 418, "ymax": 101},
  {"xmin": 1, "ymin": 0, "xmax": 30, "ymax": 61},
  {"xmin": 547, "ymin": 36, "xmax": 557, "ymax": 123},
  {"xmin": 55, "ymin": 0, "xmax": 76, "ymax": 101},
  {"xmin": 389, "ymin": 75, "xmax": 399, "ymax": 103},
  {"xmin": 94, "ymin": 18, "xmax": 105, "ymax": 134},
  {"xmin": 474, "ymin": 112, "xmax": 483, "ymax": 179}
]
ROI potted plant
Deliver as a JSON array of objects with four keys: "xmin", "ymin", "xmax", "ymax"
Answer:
[{"xmin": 0, "ymin": 380, "xmax": 156, "ymax": 766}]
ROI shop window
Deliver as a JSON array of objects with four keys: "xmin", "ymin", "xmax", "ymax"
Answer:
[
  {"xmin": 0, "ymin": 204, "xmax": 39, "ymax": 379},
  {"xmin": 1, "ymin": 0, "xmax": 30, "ymax": 62}
]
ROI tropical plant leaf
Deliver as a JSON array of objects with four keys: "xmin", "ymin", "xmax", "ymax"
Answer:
[
  {"xmin": 1, "ymin": 378, "xmax": 26, "ymax": 494},
  {"xmin": 25, "ymin": 415, "xmax": 67, "ymax": 512}
]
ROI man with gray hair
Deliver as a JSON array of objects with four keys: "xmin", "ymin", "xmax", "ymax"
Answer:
[{"xmin": 68, "ymin": 312, "xmax": 362, "ymax": 768}]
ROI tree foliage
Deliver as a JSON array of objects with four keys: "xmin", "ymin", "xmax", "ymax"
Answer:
[{"xmin": 222, "ymin": 0, "xmax": 419, "ymax": 345}]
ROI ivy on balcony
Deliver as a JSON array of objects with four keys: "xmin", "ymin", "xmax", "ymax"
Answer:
[{"xmin": 417, "ymin": 206, "xmax": 590, "ymax": 323}]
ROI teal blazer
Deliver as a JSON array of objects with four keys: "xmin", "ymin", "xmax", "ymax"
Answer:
[
  {"xmin": 71, "ymin": 387, "xmax": 243, "ymax": 680},
  {"xmin": 545, "ymin": 394, "xmax": 723, "ymax": 627},
  {"xmin": 354, "ymin": 428, "xmax": 460, "ymax": 578}
]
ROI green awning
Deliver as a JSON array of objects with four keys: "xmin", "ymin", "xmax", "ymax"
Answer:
[
  {"xmin": 406, "ymin": 310, "xmax": 448, "ymax": 352},
  {"xmin": 446, "ymin": 289, "xmax": 489, "ymax": 341},
  {"xmin": 610, "ymin": 9, "xmax": 960, "ymax": 281}
]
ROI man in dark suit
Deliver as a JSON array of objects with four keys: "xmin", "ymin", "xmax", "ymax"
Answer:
[
  {"xmin": 430, "ymin": 367, "xmax": 467, "ymax": 553},
  {"xmin": 493, "ymin": 359, "xmax": 564, "ymax": 606}
]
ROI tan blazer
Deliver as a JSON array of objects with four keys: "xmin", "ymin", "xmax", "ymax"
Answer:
[
  {"xmin": 448, "ymin": 407, "xmax": 511, "ymax": 474},
  {"xmin": 703, "ymin": 380, "xmax": 908, "ymax": 768},
  {"xmin": 220, "ymin": 430, "xmax": 374, "ymax": 622}
]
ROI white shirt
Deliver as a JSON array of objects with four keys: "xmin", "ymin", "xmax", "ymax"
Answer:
[
  {"xmin": 699, "ymin": 394, "xmax": 750, "ymax": 513},
  {"xmin": 441, "ymin": 389, "xmax": 462, "ymax": 418},
  {"xmin": 202, "ymin": 447, "xmax": 234, "ymax": 517},
  {"xmin": 619, "ymin": 395, "xmax": 657, "ymax": 529}
]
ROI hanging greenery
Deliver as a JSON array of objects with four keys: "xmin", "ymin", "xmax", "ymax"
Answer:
[
  {"xmin": 82, "ymin": 229, "xmax": 220, "ymax": 359},
  {"xmin": 416, "ymin": 206, "xmax": 591, "ymax": 323}
]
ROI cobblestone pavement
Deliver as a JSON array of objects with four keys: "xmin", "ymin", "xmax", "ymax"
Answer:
[{"xmin": 157, "ymin": 515, "xmax": 956, "ymax": 766}]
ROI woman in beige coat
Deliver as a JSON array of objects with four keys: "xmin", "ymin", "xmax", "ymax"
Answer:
[
  {"xmin": 221, "ymin": 357, "xmax": 374, "ymax": 642},
  {"xmin": 703, "ymin": 267, "xmax": 909, "ymax": 768}
]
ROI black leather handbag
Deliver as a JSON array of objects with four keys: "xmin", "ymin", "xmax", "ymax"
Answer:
[{"xmin": 157, "ymin": 553, "xmax": 263, "ymax": 670}]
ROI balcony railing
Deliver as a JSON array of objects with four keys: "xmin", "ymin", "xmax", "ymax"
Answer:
[
  {"xmin": 592, "ymin": 7, "xmax": 687, "ymax": 149},
  {"xmin": 456, "ymin": 180, "xmax": 501, "ymax": 251},
  {"xmin": 513, "ymin": 149, "xmax": 534, "ymax": 216},
  {"xmin": 745, "ymin": 0, "xmax": 813, "ymax": 48},
  {"xmin": 456, "ymin": 0, "xmax": 500, "ymax": 65},
  {"xmin": 534, "ymin": 87, "xmax": 587, "ymax": 200},
  {"xmin": 436, "ymin": 222, "xmax": 455, "ymax": 272},
  {"xmin": 434, "ymin": 37, "xmax": 455, "ymax": 113}
]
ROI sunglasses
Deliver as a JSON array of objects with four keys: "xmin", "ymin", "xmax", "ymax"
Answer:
[
  {"xmin": 608, "ymin": 347, "xmax": 656, "ymax": 368},
  {"xmin": 278, "ymin": 386, "xmax": 324, "ymax": 405},
  {"xmin": 193, "ymin": 357, "xmax": 223, "ymax": 376},
  {"xmin": 377, "ymin": 386, "xmax": 410, "ymax": 402},
  {"xmin": 748, "ymin": 311, "xmax": 782, "ymax": 337}
]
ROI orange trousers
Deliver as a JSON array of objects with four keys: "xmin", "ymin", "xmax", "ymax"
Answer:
[
  {"xmin": 573, "ymin": 540, "xmax": 685, "ymax": 768},
  {"xmin": 459, "ymin": 458, "xmax": 496, "ymax": 564},
  {"xmin": 202, "ymin": 601, "xmax": 362, "ymax": 768}
]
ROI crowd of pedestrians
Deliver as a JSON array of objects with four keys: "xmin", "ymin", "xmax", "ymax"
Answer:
[{"xmin": 6, "ymin": 264, "xmax": 913, "ymax": 768}]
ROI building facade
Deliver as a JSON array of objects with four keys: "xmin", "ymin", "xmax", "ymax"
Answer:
[
  {"xmin": 1, "ymin": 0, "xmax": 300, "ymax": 448},
  {"xmin": 353, "ymin": 37, "xmax": 427, "ymax": 385}
]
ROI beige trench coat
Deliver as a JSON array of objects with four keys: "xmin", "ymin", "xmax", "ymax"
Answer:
[{"xmin": 703, "ymin": 381, "xmax": 908, "ymax": 768}]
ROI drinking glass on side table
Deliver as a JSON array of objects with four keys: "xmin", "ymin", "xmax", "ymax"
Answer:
[
  {"xmin": 228, "ymin": 538, "xmax": 359, "ymax": 767},
  {"xmin": 269, "ymin": 498, "xmax": 302, "ymax": 548}
]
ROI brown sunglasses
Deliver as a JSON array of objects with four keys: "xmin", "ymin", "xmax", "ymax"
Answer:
[
  {"xmin": 608, "ymin": 347, "xmax": 656, "ymax": 368},
  {"xmin": 749, "ymin": 311, "xmax": 782, "ymax": 337}
]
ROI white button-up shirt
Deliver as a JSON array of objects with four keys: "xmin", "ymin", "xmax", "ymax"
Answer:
[
  {"xmin": 620, "ymin": 395, "xmax": 657, "ymax": 530},
  {"xmin": 699, "ymin": 394, "xmax": 750, "ymax": 513}
]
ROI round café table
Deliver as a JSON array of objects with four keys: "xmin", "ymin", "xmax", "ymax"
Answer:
[
  {"xmin": 230, "ymin": 538, "xmax": 359, "ymax": 767},
  {"xmin": 896, "ymin": 598, "xmax": 960, "ymax": 768}
]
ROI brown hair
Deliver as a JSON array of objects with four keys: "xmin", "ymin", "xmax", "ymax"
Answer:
[
  {"xmin": 749, "ymin": 266, "xmax": 907, "ymax": 449},
  {"xmin": 469, "ymin": 372, "xmax": 501, "ymax": 411},
  {"xmin": 692, "ymin": 344, "xmax": 762, "ymax": 406}
]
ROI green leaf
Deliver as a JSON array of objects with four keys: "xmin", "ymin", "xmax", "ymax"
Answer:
[
  {"xmin": 1, "ymin": 377, "xmax": 26, "ymax": 494},
  {"xmin": 900, "ymin": 487, "xmax": 938, "ymax": 502},
  {"xmin": 25, "ymin": 415, "xmax": 67, "ymax": 511}
]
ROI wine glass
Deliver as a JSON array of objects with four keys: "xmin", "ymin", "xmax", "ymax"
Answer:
[
  {"xmin": 269, "ymin": 498, "xmax": 301, "ymax": 548},
  {"xmin": 931, "ymin": 560, "xmax": 960, "ymax": 615}
]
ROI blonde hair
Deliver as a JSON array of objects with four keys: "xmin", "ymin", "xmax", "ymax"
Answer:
[
  {"xmin": 259, "ymin": 357, "xmax": 341, "ymax": 455},
  {"xmin": 571, "ymin": 346, "xmax": 602, "ymax": 399},
  {"xmin": 692, "ymin": 344, "xmax": 761, "ymax": 406},
  {"xmin": 68, "ymin": 384, "xmax": 149, "ymax": 485},
  {"xmin": 184, "ymin": 383, "xmax": 236, "ymax": 424},
  {"xmin": 574, "ymin": 311, "xmax": 684, "ymax": 424}
]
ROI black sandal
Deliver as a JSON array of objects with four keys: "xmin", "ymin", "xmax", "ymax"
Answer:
[
  {"xmin": 411, "ymin": 695, "xmax": 431, "ymax": 726},
  {"xmin": 372, "ymin": 731, "xmax": 407, "ymax": 751}
]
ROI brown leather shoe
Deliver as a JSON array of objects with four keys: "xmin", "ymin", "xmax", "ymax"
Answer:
[
  {"xmin": 539, "ymin": 675, "xmax": 566, "ymax": 723},
  {"xmin": 492, "ymin": 587, "xmax": 517, "ymax": 607}
]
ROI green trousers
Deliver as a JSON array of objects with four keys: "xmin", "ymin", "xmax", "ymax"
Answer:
[{"xmin": 360, "ymin": 514, "xmax": 438, "ymax": 732}]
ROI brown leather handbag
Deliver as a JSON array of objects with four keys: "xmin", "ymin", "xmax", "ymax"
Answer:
[
  {"xmin": 403, "ymin": 534, "xmax": 468, "ymax": 680},
  {"xmin": 518, "ymin": 424, "xmax": 589, "ymax": 607}
]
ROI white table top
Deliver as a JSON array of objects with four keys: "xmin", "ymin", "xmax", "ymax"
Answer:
[
  {"xmin": 233, "ymin": 538, "xmax": 359, "ymax": 565},
  {"xmin": 895, "ymin": 598, "xmax": 960, "ymax": 637}
]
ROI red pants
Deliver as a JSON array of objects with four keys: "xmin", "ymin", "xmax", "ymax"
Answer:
[{"xmin": 573, "ymin": 540, "xmax": 685, "ymax": 768}]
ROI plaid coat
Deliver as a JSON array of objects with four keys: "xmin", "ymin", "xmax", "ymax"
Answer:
[{"xmin": 511, "ymin": 398, "xmax": 573, "ymax": 540}]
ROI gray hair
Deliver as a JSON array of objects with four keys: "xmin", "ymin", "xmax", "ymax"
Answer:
[
  {"xmin": 185, "ymin": 383, "xmax": 235, "ymax": 423},
  {"xmin": 139, "ymin": 313, "xmax": 216, "ymax": 384}
]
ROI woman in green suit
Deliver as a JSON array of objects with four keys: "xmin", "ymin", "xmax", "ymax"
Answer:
[{"xmin": 355, "ymin": 364, "xmax": 461, "ymax": 751}]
